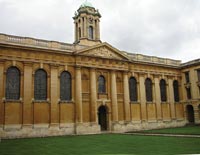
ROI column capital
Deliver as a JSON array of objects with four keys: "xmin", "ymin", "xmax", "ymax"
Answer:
[
  {"xmin": 0, "ymin": 59, "xmax": 5, "ymax": 64},
  {"xmin": 138, "ymin": 72, "xmax": 147, "ymax": 77},
  {"xmin": 50, "ymin": 63, "xmax": 59, "ymax": 69},
  {"xmin": 75, "ymin": 66, "xmax": 82, "ymax": 70},
  {"xmin": 23, "ymin": 61, "xmax": 33, "ymax": 67}
]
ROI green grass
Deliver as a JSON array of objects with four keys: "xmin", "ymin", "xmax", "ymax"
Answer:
[
  {"xmin": 0, "ymin": 134, "xmax": 200, "ymax": 155},
  {"xmin": 138, "ymin": 126, "xmax": 200, "ymax": 135}
]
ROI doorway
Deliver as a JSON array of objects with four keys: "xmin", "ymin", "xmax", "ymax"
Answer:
[
  {"xmin": 186, "ymin": 105, "xmax": 194, "ymax": 123},
  {"xmin": 98, "ymin": 106, "xmax": 108, "ymax": 131}
]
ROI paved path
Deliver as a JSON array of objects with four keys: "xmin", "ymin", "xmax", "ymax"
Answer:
[{"xmin": 123, "ymin": 132, "xmax": 200, "ymax": 138}]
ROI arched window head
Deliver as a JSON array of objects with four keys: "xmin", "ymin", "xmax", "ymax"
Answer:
[
  {"xmin": 34, "ymin": 69, "xmax": 47, "ymax": 100},
  {"xmin": 160, "ymin": 79, "xmax": 167, "ymax": 102},
  {"xmin": 173, "ymin": 80, "xmax": 180, "ymax": 102},
  {"xmin": 60, "ymin": 71, "xmax": 71, "ymax": 101},
  {"xmin": 89, "ymin": 26, "xmax": 94, "ymax": 39},
  {"xmin": 145, "ymin": 78, "xmax": 153, "ymax": 102},
  {"xmin": 98, "ymin": 75, "xmax": 106, "ymax": 93},
  {"xmin": 6, "ymin": 67, "xmax": 20, "ymax": 100},
  {"xmin": 129, "ymin": 77, "xmax": 138, "ymax": 102}
]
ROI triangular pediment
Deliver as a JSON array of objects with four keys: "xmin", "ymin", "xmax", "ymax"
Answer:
[{"xmin": 75, "ymin": 42, "xmax": 130, "ymax": 60}]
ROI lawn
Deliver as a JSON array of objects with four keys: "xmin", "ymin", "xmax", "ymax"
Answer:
[
  {"xmin": 137, "ymin": 126, "xmax": 200, "ymax": 135},
  {"xmin": 0, "ymin": 134, "xmax": 200, "ymax": 155}
]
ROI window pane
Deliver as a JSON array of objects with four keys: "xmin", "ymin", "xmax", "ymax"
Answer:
[
  {"xmin": 129, "ymin": 77, "xmax": 138, "ymax": 102},
  {"xmin": 6, "ymin": 67, "xmax": 20, "ymax": 100},
  {"xmin": 89, "ymin": 26, "xmax": 93, "ymax": 39},
  {"xmin": 60, "ymin": 71, "xmax": 71, "ymax": 101},
  {"xmin": 34, "ymin": 69, "xmax": 47, "ymax": 100},
  {"xmin": 173, "ymin": 80, "xmax": 180, "ymax": 102},
  {"xmin": 145, "ymin": 78, "xmax": 153, "ymax": 102},
  {"xmin": 98, "ymin": 76, "xmax": 106, "ymax": 93},
  {"xmin": 185, "ymin": 72, "xmax": 190, "ymax": 83},
  {"xmin": 160, "ymin": 79, "xmax": 167, "ymax": 102},
  {"xmin": 197, "ymin": 70, "xmax": 200, "ymax": 82}
]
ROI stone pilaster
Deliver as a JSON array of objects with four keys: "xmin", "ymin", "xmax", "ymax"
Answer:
[
  {"xmin": 123, "ymin": 72, "xmax": 130, "ymax": 122},
  {"xmin": 0, "ymin": 61, "xmax": 4, "ymax": 127},
  {"xmin": 84, "ymin": 17, "xmax": 87, "ymax": 38},
  {"xmin": 190, "ymin": 69, "xmax": 198, "ymax": 99},
  {"xmin": 168, "ymin": 78, "xmax": 176, "ymax": 119},
  {"xmin": 75, "ymin": 67, "xmax": 82, "ymax": 123},
  {"xmin": 96, "ymin": 19, "xmax": 100, "ymax": 40},
  {"xmin": 111, "ymin": 71, "xmax": 118, "ymax": 122},
  {"xmin": 139, "ymin": 73, "xmax": 147, "ymax": 121},
  {"xmin": 154, "ymin": 76, "xmax": 162, "ymax": 120},
  {"xmin": 90, "ymin": 68, "xmax": 97, "ymax": 123},
  {"xmin": 50, "ymin": 64, "xmax": 59, "ymax": 127},
  {"xmin": 23, "ymin": 62, "xmax": 33, "ymax": 127}
]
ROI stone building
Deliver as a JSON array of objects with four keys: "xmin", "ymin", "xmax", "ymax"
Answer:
[{"xmin": 0, "ymin": 2, "xmax": 200, "ymax": 138}]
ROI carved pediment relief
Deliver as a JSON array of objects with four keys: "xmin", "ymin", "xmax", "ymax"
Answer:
[{"xmin": 76, "ymin": 43, "xmax": 129, "ymax": 60}]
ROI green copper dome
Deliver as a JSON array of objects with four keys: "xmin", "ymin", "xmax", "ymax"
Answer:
[{"xmin": 80, "ymin": 0, "xmax": 93, "ymax": 8}]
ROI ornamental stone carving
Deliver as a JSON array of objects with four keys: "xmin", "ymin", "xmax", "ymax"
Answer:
[{"xmin": 83, "ymin": 46, "xmax": 124, "ymax": 60}]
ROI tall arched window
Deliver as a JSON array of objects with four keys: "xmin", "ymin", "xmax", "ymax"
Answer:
[
  {"xmin": 60, "ymin": 71, "xmax": 71, "ymax": 101},
  {"xmin": 98, "ymin": 75, "xmax": 106, "ymax": 93},
  {"xmin": 89, "ymin": 26, "xmax": 94, "ymax": 39},
  {"xmin": 129, "ymin": 77, "xmax": 138, "ymax": 102},
  {"xmin": 173, "ymin": 80, "xmax": 180, "ymax": 102},
  {"xmin": 6, "ymin": 67, "xmax": 20, "ymax": 100},
  {"xmin": 34, "ymin": 69, "xmax": 47, "ymax": 100},
  {"xmin": 160, "ymin": 79, "xmax": 167, "ymax": 102},
  {"xmin": 197, "ymin": 69, "xmax": 200, "ymax": 82},
  {"xmin": 145, "ymin": 78, "xmax": 153, "ymax": 102}
]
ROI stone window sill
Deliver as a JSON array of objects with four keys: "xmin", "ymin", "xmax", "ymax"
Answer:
[
  {"xmin": 59, "ymin": 100, "xmax": 74, "ymax": 104},
  {"xmin": 32, "ymin": 100, "xmax": 50, "ymax": 104},
  {"xmin": 3, "ymin": 99, "xmax": 23, "ymax": 103}
]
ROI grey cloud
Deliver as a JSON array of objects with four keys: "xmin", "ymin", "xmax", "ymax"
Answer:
[{"xmin": 0, "ymin": 0, "xmax": 199, "ymax": 62}]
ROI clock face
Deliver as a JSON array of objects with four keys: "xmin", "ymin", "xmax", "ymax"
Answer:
[{"xmin": 89, "ymin": 18, "xmax": 93, "ymax": 24}]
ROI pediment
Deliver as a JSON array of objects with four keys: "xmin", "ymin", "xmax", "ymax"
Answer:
[{"xmin": 76, "ymin": 43, "xmax": 130, "ymax": 60}]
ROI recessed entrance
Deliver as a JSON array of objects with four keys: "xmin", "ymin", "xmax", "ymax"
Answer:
[
  {"xmin": 98, "ymin": 106, "xmax": 108, "ymax": 131},
  {"xmin": 186, "ymin": 105, "xmax": 194, "ymax": 123}
]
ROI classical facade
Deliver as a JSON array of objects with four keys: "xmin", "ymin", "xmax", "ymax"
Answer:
[{"xmin": 0, "ymin": 2, "xmax": 200, "ymax": 138}]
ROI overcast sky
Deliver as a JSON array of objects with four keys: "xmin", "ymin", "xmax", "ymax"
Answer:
[{"xmin": 0, "ymin": 0, "xmax": 200, "ymax": 62}]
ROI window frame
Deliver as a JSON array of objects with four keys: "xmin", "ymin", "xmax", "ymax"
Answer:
[
  {"xmin": 34, "ymin": 69, "xmax": 47, "ymax": 101},
  {"xmin": 129, "ymin": 77, "xmax": 138, "ymax": 102},
  {"xmin": 5, "ymin": 67, "xmax": 21, "ymax": 100},
  {"xmin": 160, "ymin": 79, "xmax": 167, "ymax": 102},
  {"xmin": 98, "ymin": 75, "xmax": 106, "ymax": 94},
  {"xmin": 145, "ymin": 78, "xmax": 153, "ymax": 102},
  {"xmin": 173, "ymin": 80, "xmax": 180, "ymax": 102},
  {"xmin": 60, "ymin": 71, "xmax": 72, "ymax": 101}
]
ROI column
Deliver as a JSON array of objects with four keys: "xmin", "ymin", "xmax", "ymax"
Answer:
[
  {"xmin": 181, "ymin": 72, "xmax": 187, "ymax": 101},
  {"xmin": 81, "ymin": 18, "xmax": 84, "ymax": 38},
  {"xmin": 75, "ymin": 67, "xmax": 82, "ymax": 123},
  {"xmin": 139, "ymin": 74, "xmax": 147, "ymax": 121},
  {"xmin": 23, "ymin": 63, "xmax": 33, "ymax": 127},
  {"xmin": 123, "ymin": 72, "xmax": 131, "ymax": 122},
  {"xmin": 154, "ymin": 76, "xmax": 162, "ymax": 120},
  {"xmin": 168, "ymin": 78, "xmax": 176, "ymax": 119},
  {"xmin": 111, "ymin": 71, "xmax": 118, "ymax": 122},
  {"xmin": 190, "ymin": 69, "xmax": 198, "ymax": 99},
  {"xmin": 96, "ymin": 20, "xmax": 100, "ymax": 40},
  {"xmin": 74, "ymin": 22, "xmax": 78, "ymax": 42},
  {"xmin": 50, "ymin": 65, "xmax": 59, "ymax": 126},
  {"xmin": 90, "ymin": 68, "xmax": 97, "ymax": 123},
  {"xmin": 84, "ymin": 17, "xmax": 87, "ymax": 38},
  {"xmin": 0, "ymin": 61, "xmax": 4, "ymax": 127}
]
